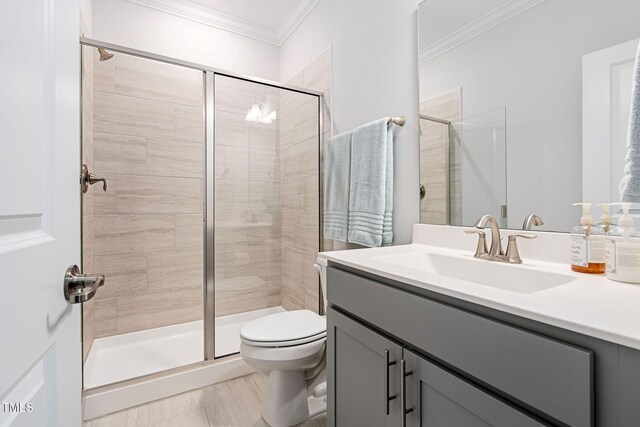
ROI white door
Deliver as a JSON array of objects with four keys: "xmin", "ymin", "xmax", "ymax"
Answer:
[
  {"xmin": 583, "ymin": 38, "xmax": 639, "ymax": 206},
  {"xmin": 0, "ymin": 0, "xmax": 82, "ymax": 426}
]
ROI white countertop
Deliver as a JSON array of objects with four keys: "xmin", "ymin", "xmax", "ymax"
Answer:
[{"xmin": 319, "ymin": 224, "xmax": 640, "ymax": 350}]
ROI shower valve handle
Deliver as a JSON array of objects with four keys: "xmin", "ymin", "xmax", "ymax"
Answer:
[{"xmin": 81, "ymin": 164, "xmax": 107, "ymax": 193}]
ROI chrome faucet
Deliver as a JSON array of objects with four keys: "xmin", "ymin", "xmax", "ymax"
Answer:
[
  {"xmin": 522, "ymin": 214, "xmax": 544, "ymax": 230},
  {"xmin": 465, "ymin": 215, "xmax": 537, "ymax": 264},
  {"xmin": 473, "ymin": 214, "xmax": 504, "ymax": 256}
]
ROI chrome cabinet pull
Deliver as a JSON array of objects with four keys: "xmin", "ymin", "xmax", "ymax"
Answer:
[
  {"xmin": 63, "ymin": 265, "xmax": 105, "ymax": 303},
  {"xmin": 384, "ymin": 349, "xmax": 397, "ymax": 415},
  {"xmin": 400, "ymin": 359, "xmax": 414, "ymax": 427}
]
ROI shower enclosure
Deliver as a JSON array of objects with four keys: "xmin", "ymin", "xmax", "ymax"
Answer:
[
  {"xmin": 419, "ymin": 109, "xmax": 507, "ymax": 227},
  {"xmin": 79, "ymin": 39, "xmax": 322, "ymax": 414}
]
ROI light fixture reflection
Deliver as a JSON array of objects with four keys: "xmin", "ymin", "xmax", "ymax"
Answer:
[{"xmin": 245, "ymin": 104, "xmax": 276, "ymax": 124}]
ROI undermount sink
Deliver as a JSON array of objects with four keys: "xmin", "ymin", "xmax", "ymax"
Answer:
[{"xmin": 372, "ymin": 251, "xmax": 576, "ymax": 294}]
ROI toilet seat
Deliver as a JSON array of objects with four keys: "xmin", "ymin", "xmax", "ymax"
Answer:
[{"xmin": 240, "ymin": 310, "xmax": 326, "ymax": 348}]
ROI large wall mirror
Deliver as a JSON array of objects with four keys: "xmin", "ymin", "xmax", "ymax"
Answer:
[{"xmin": 418, "ymin": 0, "xmax": 640, "ymax": 232}]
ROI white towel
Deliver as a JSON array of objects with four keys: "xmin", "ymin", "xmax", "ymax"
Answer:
[
  {"xmin": 323, "ymin": 131, "xmax": 352, "ymax": 242},
  {"xmin": 348, "ymin": 118, "xmax": 394, "ymax": 247},
  {"xmin": 620, "ymin": 41, "xmax": 640, "ymax": 202}
]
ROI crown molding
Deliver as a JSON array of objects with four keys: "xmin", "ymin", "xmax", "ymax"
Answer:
[
  {"xmin": 127, "ymin": 0, "xmax": 318, "ymax": 46},
  {"xmin": 419, "ymin": 0, "xmax": 546, "ymax": 64},
  {"xmin": 276, "ymin": 0, "xmax": 319, "ymax": 44}
]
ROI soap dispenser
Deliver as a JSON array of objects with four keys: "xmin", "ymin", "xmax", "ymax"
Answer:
[
  {"xmin": 605, "ymin": 203, "xmax": 640, "ymax": 284},
  {"xmin": 597, "ymin": 203, "xmax": 613, "ymax": 234},
  {"xmin": 570, "ymin": 203, "xmax": 606, "ymax": 274}
]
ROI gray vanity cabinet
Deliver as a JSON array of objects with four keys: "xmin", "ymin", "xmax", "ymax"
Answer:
[
  {"xmin": 326, "ymin": 265, "xmax": 603, "ymax": 427},
  {"xmin": 327, "ymin": 307, "xmax": 403, "ymax": 427},
  {"xmin": 328, "ymin": 305, "xmax": 544, "ymax": 427},
  {"xmin": 403, "ymin": 349, "xmax": 544, "ymax": 427}
]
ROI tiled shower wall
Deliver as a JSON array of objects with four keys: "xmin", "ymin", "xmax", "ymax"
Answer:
[
  {"xmin": 279, "ymin": 49, "xmax": 331, "ymax": 313},
  {"xmin": 81, "ymin": 45, "xmax": 96, "ymax": 361},
  {"xmin": 82, "ymin": 48, "xmax": 331, "ymax": 351},
  {"xmin": 419, "ymin": 88, "xmax": 461, "ymax": 226},
  {"xmin": 86, "ymin": 52, "xmax": 205, "ymax": 338}
]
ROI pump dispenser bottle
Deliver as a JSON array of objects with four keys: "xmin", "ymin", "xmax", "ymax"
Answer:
[
  {"xmin": 597, "ymin": 203, "xmax": 613, "ymax": 234},
  {"xmin": 605, "ymin": 203, "xmax": 640, "ymax": 284},
  {"xmin": 570, "ymin": 203, "xmax": 606, "ymax": 274}
]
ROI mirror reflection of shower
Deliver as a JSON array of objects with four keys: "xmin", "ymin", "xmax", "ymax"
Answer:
[{"xmin": 419, "ymin": 114, "xmax": 452, "ymax": 225}]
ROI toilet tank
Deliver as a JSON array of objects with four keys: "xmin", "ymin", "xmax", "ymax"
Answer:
[{"xmin": 313, "ymin": 257, "xmax": 328, "ymax": 313}]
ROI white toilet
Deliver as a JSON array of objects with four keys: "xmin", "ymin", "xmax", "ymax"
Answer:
[{"xmin": 240, "ymin": 258, "xmax": 328, "ymax": 427}]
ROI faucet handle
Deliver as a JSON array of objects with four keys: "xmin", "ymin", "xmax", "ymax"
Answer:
[
  {"xmin": 465, "ymin": 229, "xmax": 488, "ymax": 258},
  {"xmin": 505, "ymin": 233, "xmax": 537, "ymax": 264},
  {"xmin": 508, "ymin": 233, "xmax": 537, "ymax": 241}
]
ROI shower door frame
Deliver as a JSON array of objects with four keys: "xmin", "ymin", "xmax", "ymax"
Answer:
[{"xmin": 80, "ymin": 38, "xmax": 325, "ymax": 392}]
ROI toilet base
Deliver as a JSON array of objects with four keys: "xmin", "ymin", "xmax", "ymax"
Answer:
[{"xmin": 260, "ymin": 369, "xmax": 327, "ymax": 427}]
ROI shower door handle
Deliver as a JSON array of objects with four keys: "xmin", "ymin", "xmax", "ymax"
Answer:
[
  {"xmin": 81, "ymin": 164, "xmax": 107, "ymax": 193},
  {"xmin": 63, "ymin": 265, "xmax": 105, "ymax": 304}
]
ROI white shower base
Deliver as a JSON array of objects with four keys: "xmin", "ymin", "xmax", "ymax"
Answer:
[{"xmin": 84, "ymin": 306, "xmax": 285, "ymax": 389}]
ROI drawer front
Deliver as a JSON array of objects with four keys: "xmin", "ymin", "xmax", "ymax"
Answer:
[{"xmin": 328, "ymin": 266, "xmax": 594, "ymax": 427}]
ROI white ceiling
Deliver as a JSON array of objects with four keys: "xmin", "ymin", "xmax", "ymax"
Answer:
[
  {"xmin": 419, "ymin": 0, "xmax": 510, "ymax": 49},
  {"xmin": 187, "ymin": 0, "xmax": 299, "ymax": 28}
]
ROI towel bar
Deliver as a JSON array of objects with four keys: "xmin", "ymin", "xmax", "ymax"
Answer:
[{"xmin": 389, "ymin": 116, "xmax": 406, "ymax": 126}]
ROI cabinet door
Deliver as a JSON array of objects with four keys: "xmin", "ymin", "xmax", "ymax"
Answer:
[
  {"xmin": 403, "ymin": 349, "xmax": 545, "ymax": 427},
  {"xmin": 327, "ymin": 307, "xmax": 403, "ymax": 427}
]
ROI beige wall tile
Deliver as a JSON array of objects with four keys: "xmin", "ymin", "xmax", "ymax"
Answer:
[
  {"xmin": 93, "ymin": 253, "xmax": 148, "ymax": 299},
  {"xmin": 147, "ymin": 138, "xmax": 203, "ymax": 178},
  {"xmin": 116, "ymin": 175, "xmax": 203, "ymax": 214},
  {"xmin": 114, "ymin": 54, "xmax": 203, "ymax": 107},
  {"xmin": 116, "ymin": 286, "xmax": 203, "ymax": 334},
  {"xmin": 93, "ymin": 174, "xmax": 116, "ymax": 215},
  {"xmin": 281, "ymin": 275, "xmax": 305, "ymax": 311},
  {"xmin": 215, "ymin": 145, "xmax": 249, "ymax": 181},
  {"xmin": 94, "ymin": 91, "xmax": 174, "ymax": 139},
  {"xmin": 82, "ymin": 298, "xmax": 95, "ymax": 361},
  {"xmin": 82, "ymin": 46, "xmax": 96, "ymax": 361},
  {"xmin": 174, "ymin": 104, "xmax": 203, "ymax": 143},
  {"xmin": 176, "ymin": 214, "xmax": 203, "ymax": 251},
  {"xmin": 279, "ymin": 97, "xmax": 319, "ymax": 150},
  {"xmin": 93, "ymin": 214, "xmax": 175, "ymax": 255},
  {"xmin": 215, "ymin": 111, "xmax": 247, "ymax": 148},
  {"xmin": 83, "ymin": 214, "xmax": 95, "ymax": 271},
  {"xmin": 94, "ymin": 132, "xmax": 147, "ymax": 175},
  {"xmin": 94, "ymin": 296, "xmax": 118, "ymax": 338},
  {"xmin": 215, "ymin": 75, "xmax": 278, "ymax": 115},
  {"xmin": 215, "ymin": 276, "xmax": 279, "ymax": 317},
  {"xmin": 421, "ymin": 88, "xmax": 462, "ymax": 225},
  {"xmin": 277, "ymin": 55, "xmax": 330, "ymax": 314},
  {"xmin": 147, "ymin": 250, "xmax": 203, "ymax": 290},
  {"xmin": 93, "ymin": 52, "xmax": 115, "ymax": 93},
  {"xmin": 247, "ymin": 121, "xmax": 277, "ymax": 151},
  {"xmin": 87, "ymin": 52, "xmax": 207, "ymax": 340}
]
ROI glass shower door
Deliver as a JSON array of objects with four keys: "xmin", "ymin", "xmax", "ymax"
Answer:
[
  {"xmin": 81, "ymin": 45, "xmax": 205, "ymax": 388},
  {"xmin": 211, "ymin": 74, "xmax": 321, "ymax": 358},
  {"xmin": 459, "ymin": 107, "xmax": 508, "ymax": 228}
]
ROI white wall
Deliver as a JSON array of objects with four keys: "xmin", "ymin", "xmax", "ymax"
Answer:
[
  {"xmin": 91, "ymin": 0, "xmax": 280, "ymax": 80},
  {"xmin": 80, "ymin": 0, "xmax": 92, "ymax": 34},
  {"xmin": 419, "ymin": 0, "xmax": 640, "ymax": 232},
  {"xmin": 280, "ymin": 0, "xmax": 421, "ymax": 244}
]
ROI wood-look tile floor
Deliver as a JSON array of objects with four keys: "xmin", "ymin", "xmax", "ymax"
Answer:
[{"xmin": 84, "ymin": 373, "xmax": 327, "ymax": 427}]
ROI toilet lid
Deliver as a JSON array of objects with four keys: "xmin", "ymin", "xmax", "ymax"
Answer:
[{"xmin": 240, "ymin": 310, "xmax": 326, "ymax": 345}]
